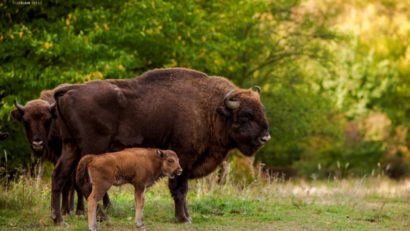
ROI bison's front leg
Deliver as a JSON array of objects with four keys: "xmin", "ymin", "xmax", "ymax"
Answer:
[
  {"xmin": 51, "ymin": 143, "xmax": 78, "ymax": 225},
  {"xmin": 168, "ymin": 175, "xmax": 191, "ymax": 223}
]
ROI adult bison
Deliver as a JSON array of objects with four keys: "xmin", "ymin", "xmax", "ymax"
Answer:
[
  {"xmin": 11, "ymin": 87, "xmax": 87, "ymax": 215},
  {"xmin": 51, "ymin": 68, "xmax": 270, "ymax": 224}
]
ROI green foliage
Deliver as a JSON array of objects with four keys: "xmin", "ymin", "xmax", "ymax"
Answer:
[
  {"xmin": 0, "ymin": 0, "xmax": 339, "ymax": 177},
  {"xmin": 2, "ymin": 0, "xmax": 409, "ymax": 179},
  {"xmin": 295, "ymin": 141, "xmax": 386, "ymax": 179}
]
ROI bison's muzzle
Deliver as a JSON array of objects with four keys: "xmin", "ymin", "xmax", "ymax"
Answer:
[
  {"xmin": 32, "ymin": 140, "xmax": 44, "ymax": 151},
  {"xmin": 258, "ymin": 133, "xmax": 271, "ymax": 145}
]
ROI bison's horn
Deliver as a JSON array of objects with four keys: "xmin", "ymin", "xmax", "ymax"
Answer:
[
  {"xmin": 14, "ymin": 99, "xmax": 24, "ymax": 111},
  {"xmin": 224, "ymin": 89, "xmax": 240, "ymax": 109},
  {"xmin": 252, "ymin": 85, "xmax": 261, "ymax": 94}
]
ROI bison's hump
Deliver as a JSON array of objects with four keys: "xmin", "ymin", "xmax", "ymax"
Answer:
[{"xmin": 138, "ymin": 68, "xmax": 208, "ymax": 83}]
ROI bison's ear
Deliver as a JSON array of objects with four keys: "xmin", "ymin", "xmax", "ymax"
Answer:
[
  {"xmin": 157, "ymin": 150, "xmax": 166, "ymax": 159},
  {"xmin": 11, "ymin": 108, "xmax": 23, "ymax": 122},
  {"xmin": 49, "ymin": 103, "xmax": 57, "ymax": 118},
  {"xmin": 217, "ymin": 106, "xmax": 231, "ymax": 118}
]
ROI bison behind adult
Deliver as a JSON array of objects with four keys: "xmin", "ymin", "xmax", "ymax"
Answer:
[
  {"xmin": 51, "ymin": 67, "xmax": 270, "ymax": 224},
  {"xmin": 11, "ymin": 87, "xmax": 87, "ymax": 215}
]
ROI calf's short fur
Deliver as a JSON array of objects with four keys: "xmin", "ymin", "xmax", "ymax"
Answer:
[{"xmin": 76, "ymin": 148, "xmax": 182, "ymax": 231}]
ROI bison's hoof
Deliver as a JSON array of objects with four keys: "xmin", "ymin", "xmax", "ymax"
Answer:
[
  {"xmin": 89, "ymin": 225, "xmax": 99, "ymax": 231},
  {"xmin": 51, "ymin": 214, "xmax": 64, "ymax": 225},
  {"xmin": 61, "ymin": 209, "xmax": 71, "ymax": 216},
  {"xmin": 76, "ymin": 209, "xmax": 85, "ymax": 216},
  {"xmin": 176, "ymin": 216, "xmax": 192, "ymax": 224}
]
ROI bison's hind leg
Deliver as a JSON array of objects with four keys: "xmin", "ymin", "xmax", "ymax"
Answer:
[
  {"xmin": 61, "ymin": 182, "xmax": 72, "ymax": 215},
  {"xmin": 74, "ymin": 183, "xmax": 85, "ymax": 215}
]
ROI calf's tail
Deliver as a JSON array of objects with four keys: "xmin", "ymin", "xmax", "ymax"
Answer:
[{"xmin": 76, "ymin": 155, "xmax": 95, "ymax": 187}]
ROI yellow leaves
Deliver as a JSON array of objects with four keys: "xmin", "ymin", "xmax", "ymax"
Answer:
[
  {"xmin": 66, "ymin": 14, "xmax": 75, "ymax": 27},
  {"xmin": 95, "ymin": 23, "xmax": 110, "ymax": 31},
  {"xmin": 116, "ymin": 65, "xmax": 125, "ymax": 71},
  {"xmin": 165, "ymin": 59, "xmax": 178, "ymax": 68},
  {"xmin": 398, "ymin": 46, "xmax": 410, "ymax": 74},
  {"xmin": 18, "ymin": 32, "xmax": 24, "ymax": 38},
  {"xmin": 84, "ymin": 71, "xmax": 104, "ymax": 81},
  {"xmin": 42, "ymin": 42, "xmax": 53, "ymax": 49}
]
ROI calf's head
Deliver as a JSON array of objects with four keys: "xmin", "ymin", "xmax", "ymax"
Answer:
[
  {"xmin": 157, "ymin": 150, "xmax": 183, "ymax": 179},
  {"xmin": 11, "ymin": 100, "xmax": 56, "ymax": 154},
  {"xmin": 218, "ymin": 86, "xmax": 271, "ymax": 156}
]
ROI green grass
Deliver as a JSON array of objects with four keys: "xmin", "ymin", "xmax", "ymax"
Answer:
[{"xmin": 1, "ymin": 175, "xmax": 410, "ymax": 230}]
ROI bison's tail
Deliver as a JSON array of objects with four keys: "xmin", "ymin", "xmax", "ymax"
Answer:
[
  {"xmin": 76, "ymin": 155, "xmax": 95, "ymax": 188},
  {"xmin": 53, "ymin": 84, "xmax": 79, "ymax": 138}
]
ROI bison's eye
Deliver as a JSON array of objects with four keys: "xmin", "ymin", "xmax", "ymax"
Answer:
[
  {"xmin": 167, "ymin": 159, "xmax": 175, "ymax": 164},
  {"xmin": 238, "ymin": 112, "xmax": 253, "ymax": 124},
  {"xmin": 239, "ymin": 116, "xmax": 250, "ymax": 124}
]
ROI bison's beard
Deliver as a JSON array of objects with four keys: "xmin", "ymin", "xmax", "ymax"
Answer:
[
  {"xmin": 237, "ymin": 143, "xmax": 262, "ymax": 156},
  {"xmin": 31, "ymin": 149, "xmax": 44, "ymax": 157}
]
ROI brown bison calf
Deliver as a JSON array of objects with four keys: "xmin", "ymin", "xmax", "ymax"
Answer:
[{"xmin": 76, "ymin": 148, "xmax": 183, "ymax": 231}]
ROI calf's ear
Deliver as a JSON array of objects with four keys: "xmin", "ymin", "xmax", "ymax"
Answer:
[
  {"xmin": 11, "ymin": 109, "xmax": 23, "ymax": 122},
  {"xmin": 157, "ymin": 150, "xmax": 166, "ymax": 159}
]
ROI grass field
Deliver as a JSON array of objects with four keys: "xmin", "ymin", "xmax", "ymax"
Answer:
[{"xmin": 1, "ymin": 175, "xmax": 410, "ymax": 231}]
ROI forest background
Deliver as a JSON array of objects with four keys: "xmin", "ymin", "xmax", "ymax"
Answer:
[{"xmin": 1, "ymin": 0, "xmax": 410, "ymax": 181}]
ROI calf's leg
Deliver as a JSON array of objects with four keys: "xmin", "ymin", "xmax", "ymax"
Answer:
[
  {"xmin": 87, "ymin": 183, "xmax": 110, "ymax": 231},
  {"xmin": 168, "ymin": 175, "xmax": 191, "ymax": 223},
  {"xmin": 81, "ymin": 173, "xmax": 108, "ymax": 222},
  {"xmin": 87, "ymin": 188, "xmax": 99, "ymax": 231},
  {"xmin": 134, "ymin": 188, "xmax": 145, "ymax": 229}
]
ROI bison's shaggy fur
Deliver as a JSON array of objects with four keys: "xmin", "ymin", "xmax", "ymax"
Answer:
[{"xmin": 51, "ymin": 68, "xmax": 270, "ymax": 224}]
